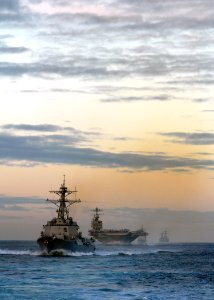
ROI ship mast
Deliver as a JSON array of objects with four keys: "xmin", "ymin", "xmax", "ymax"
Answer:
[
  {"xmin": 93, "ymin": 207, "xmax": 102, "ymax": 218},
  {"xmin": 47, "ymin": 175, "xmax": 80, "ymax": 220},
  {"xmin": 91, "ymin": 207, "xmax": 103, "ymax": 231}
]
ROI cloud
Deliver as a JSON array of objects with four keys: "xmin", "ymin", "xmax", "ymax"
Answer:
[
  {"xmin": 2, "ymin": 123, "xmax": 101, "ymax": 140},
  {"xmin": 103, "ymin": 207, "xmax": 214, "ymax": 226},
  {"xmin": 0, "ymin": 195, "xmax": 45, "ymax": 214},
  {"xmin": 102, "ymin": 95, "xmax": 171, "ymax": 102},
  {"xmin": 171, "ymin": 168, "xmax": 192, "ymax": 173},
  {"xmin": 0, "ymin": 124, "xmax": 213, "ymax": 171},
  {"xmin": 0, "ymin": 60, "xmax": 114, "ymax": 79},
  {"xmin": 0, "ymin": 0, "xmax": 211, "ymax": 96},
  {"xmin": 0, "ymin": 14, "xmax": 21, "ymax": 23},
  {"xmin": 0, "ymin": 0, "xmax": 20, "ymax": 11},
  {"xmin": 0, "ymin": 195, "xmax": 43, "ymax": 205},
  {"xmin": 3, "ymin": 123, "xmax": 66, "ymax": 132},
  {"xmin": 160, "ymin": 132, "xmax": 214, "ymax": 145},
  {"xmin": 113, "ymin": 136, "xmax": 140, "ymax": 141},
  {"xmin": 0, "ymin": 205, "xmax": 28, "ymax": 211},
  {"xmin": 0, "ymin": 0, "xmax": 23, "ymax": 24},
  {"xmin": 0, "ymin": 45, "xmax": 29, "ymax": 54}
]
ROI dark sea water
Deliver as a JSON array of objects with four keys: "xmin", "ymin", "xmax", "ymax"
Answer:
[{"xmin": 0, "ymin": 241, "xmax": 214, "ymax": 300}]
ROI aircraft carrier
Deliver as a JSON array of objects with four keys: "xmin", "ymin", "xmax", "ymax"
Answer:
[{"xmin": 89, "ymin": 207, "xmax": 148, "ymax": 245}]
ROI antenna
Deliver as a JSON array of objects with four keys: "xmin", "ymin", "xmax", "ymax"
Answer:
[{"xmin": 47, "ymin": 177, "xmax": 81, "ymax": 220}]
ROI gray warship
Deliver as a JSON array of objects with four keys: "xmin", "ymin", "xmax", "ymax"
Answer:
[
  {"xmin": 89, "ymin": 207, "xmax": 148, "ymax": 245},
  {"xmin": 37, "ymin": 177, "xmax": 95, "ymax": 254},
  {"xmin": 159, "ymin": 230, "xmax": 169, "ymax": 244}
]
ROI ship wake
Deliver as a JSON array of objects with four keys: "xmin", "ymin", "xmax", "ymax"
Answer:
[
  {"xmin": 0, "ymin": 246, "xmax": 178, "ymax": 257},
  {"xmin": 0, "ymin": 249, "xmax": 40, "ymax": 256}
]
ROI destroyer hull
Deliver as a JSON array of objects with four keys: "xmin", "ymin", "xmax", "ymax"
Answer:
[{"xmin": 37, "ymin": 236, "xmax": 95, "ymax": 254}]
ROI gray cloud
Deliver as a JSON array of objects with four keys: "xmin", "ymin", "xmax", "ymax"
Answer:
[
  {"xmin": 0, "ymin": 0, "xmax": 20, "ymax": 11},
  {"xmin": 0, "ymin": 0, "xmax": 212, "ymax": 95},
  {"xmin": 0, "ymin": 60, "xmax": 113, "ymax": 78},
  {"xmin": 0, "ymin": 15, "xmax": 22, "ymax": 24},
  {"xmin": 0, "ymin": 205, "xmax": 28, "ymax": 211},
  {"xmin": 3, "ymin": 123, "xmax": 66, "ymax": 132},
  {"xmin": 193, "ymin": 99, "xmax": 210, "ymax": 103},
  {"xmin": 0, "ymin": 52, "xmax": 209, "ymax": 83},
  {"xmin": 0, "ymin": 195, "xmax": 45, "ymax": 212},
  {"xmin": 0, "ymin": 45, "xmax": 29, "ymax": 54},
  {"xmin": 2, "ymin": 123, "xmax": 101, "ymax": 140},
  {"xmin": 160, "ymin": 132, "xmax": 214, "ymax": 145},
  {"xmin": 102, "ymin": 95, "xmax": 171, "ymax": 102},
  {"xmin": 0, "ymin": 195, "xmax": 43, "ymax": 205},
  {"xmin": 104, "ymin": 207, "xmax": 214, "ymax": 226},
  {"xmin": 0, "ymin": 124, "xmax": 213, "ymax": 171},
  {"xmin": 0, "ymin": 0, "xmax": 24, "ymax": 25},
  {"xmin": 39, "ymin": 0, "xmax": 214, "ymax": 34},
  {"xmin": 113, "ymin": 136, "xmax": 139, "ymax": 141}
]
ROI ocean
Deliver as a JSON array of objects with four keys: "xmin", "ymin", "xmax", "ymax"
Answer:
[{"xmin": 0, "ymin": 241, "xmax": 213, "ymax": 300}]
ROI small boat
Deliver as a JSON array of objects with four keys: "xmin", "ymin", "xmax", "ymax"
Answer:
[{"xmin": 159, "ymin": 230, "xmax": 169, "ymax": 244}]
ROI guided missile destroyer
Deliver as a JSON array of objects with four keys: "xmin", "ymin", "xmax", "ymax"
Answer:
[
  {"xmin": 37, "ymin": 177, "xmax": 95, "ymax": 254},
  {"xmin": 89, "ymin": 207, "xmax": 148, "ymax": 245}
]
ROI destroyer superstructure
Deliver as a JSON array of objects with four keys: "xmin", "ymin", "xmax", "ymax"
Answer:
[
  {"xmin": 37, "ymin": 176, "xmax": 95, "ymax": 254},
  {"xmin": 89, "ymin": 207, "xmax": 148, "ymax": 245}
]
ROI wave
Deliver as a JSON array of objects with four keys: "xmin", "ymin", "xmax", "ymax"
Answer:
[
  {"xmin": 42, "ymin": 249, "xmax": 95, "ymax": 257},
  {"xmin": 0, "ymin": 245, "xmax": 194, "ymax": 257},
  {"xmin": 0, "ymin": 249, "xmax": 40, "ymax": 256},
  {"xmin": 0, "ymin": 248, "xmax": 156, "ymax": 257},
  {"xmin": 41, "ymin": 249, "xmax": 150, "ymax": 257},
  {"xmin": 95, "ymin": 249, "xmax": 143, "ymax": 256}
]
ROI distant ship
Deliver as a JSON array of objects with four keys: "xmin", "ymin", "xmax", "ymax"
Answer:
[
  {"xmin": 88, "ymin": 207, "xmax": 148, "ymax": 245},
  {"xmin": 37, "ymin": 176, "xmax": 95, "ymax": 254},
  {"xmin": 159, "ymin": 230, "xmax": 169, "ymax": 244}
]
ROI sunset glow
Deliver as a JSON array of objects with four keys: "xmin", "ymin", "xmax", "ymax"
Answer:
[{"xmin": 0, "ymin": 0, "xmax": 213, "ymax": 242}]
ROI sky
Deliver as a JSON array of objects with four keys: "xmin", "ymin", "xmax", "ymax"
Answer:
[{"xmin": 0, "ymin": 0, "xmax": 213, "ymax": 242}]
